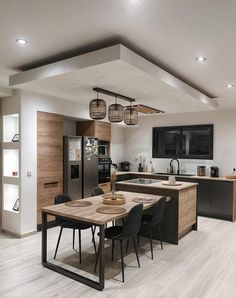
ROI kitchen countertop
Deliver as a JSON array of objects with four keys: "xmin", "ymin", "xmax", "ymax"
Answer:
[
  {"xmin": 116, "ymin": 171, "xmax": 236, "ymax": 182},
  {"xmin": 116, "ymin": 179, "xmax": 198, "ymax": 191}
]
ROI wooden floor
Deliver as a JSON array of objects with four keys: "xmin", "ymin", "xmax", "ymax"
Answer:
[{"xmin": 1, "ymin": 217, "xmax": 236, "ymax": 298}]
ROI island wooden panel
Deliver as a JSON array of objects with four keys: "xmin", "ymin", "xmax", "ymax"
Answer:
[
  {"xmin": 37, "ymin": 111, "xmax": 63, "ymax": 225},
  {"xmin": 116, "ymin": 181, "xmax": 198, "ymax": 244},
  {"xmin": 178, "ymin": 187, "xmax": 197, "ymax": 238}
]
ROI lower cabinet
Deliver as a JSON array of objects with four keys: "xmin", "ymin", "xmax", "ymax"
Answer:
[
  {"xmin": 175, "ymin": 177, "xmax": 234, "ymax": 221},
  {"xmin": 116, "ymin": 173, "xmax": 235, "ymax": 222},
  {"xmin": 116, "ymin": 174, "xmax": 131, "ymax": 182},
  {"xmin": 99, "ymin": 182, "xmax": 111, "ymax": 193}
]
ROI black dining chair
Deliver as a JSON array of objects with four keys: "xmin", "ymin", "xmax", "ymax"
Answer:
[
  {"xmin": 91, "ymin": 187, "xmax": 104, "ymax": 196},
  {"xmin": 54, "ymin": 194, "xmax": 96, "ymax": 263},
  {"xmin": 94, "ymin": 203, "xmax": 143, "ymax": 282},
  {"xmin": 138, "ymin": 196, "xmax": 166, "ymax": 259}
]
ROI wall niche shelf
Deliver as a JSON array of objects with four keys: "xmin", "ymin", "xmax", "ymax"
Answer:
[
  {"xmin": 2, "ymin": 111, "xmax": 21, "ymax": 235},
  {"xmin": 3, "ymin": 184, "xmax": 19, "ymax": 213},
  {"xmin": 3, "ymin": 149, "xmax": 19, "ymax": 178},
  {"xmin": 3, "ymin": 114, "xmax": 19, "ymax": 143}
]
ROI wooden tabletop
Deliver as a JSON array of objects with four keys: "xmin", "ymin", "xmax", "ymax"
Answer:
[{"xmin": 42, "ymin": 191, "xmax": 162, "ymax": 225}]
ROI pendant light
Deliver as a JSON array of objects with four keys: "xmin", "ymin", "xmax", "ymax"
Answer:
[
  {"xmin": 89, "ymin": 92, "xmax": 106, "ymax": 120},
  {"xmin": 108, "ymin": 96, "xmax": 124, "ymax": 123},
  {"xmin": 124, "ymin": 102, "xmax": 138, "ymax": 125}
]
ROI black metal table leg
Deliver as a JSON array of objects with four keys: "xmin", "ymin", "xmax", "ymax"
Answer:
[
  {"xmin": 42, "ymin": 211, "xmax": 47, "ymax": 264},
  {"xmin": 41, "ymin": 212, "xmax": 105, "ymax": 291},
  {"xmin": 98, "ymin": 225, "xmax": 105, "ymax": 290}
]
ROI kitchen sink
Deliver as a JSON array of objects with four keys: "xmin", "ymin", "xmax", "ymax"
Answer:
[
  {"xmin": 125, "ymin": 178, "xmax": 161, "ymax": 184},
  {"xmin": 155, "ymin": 172, "xmax": 194, "ymax": 177}
]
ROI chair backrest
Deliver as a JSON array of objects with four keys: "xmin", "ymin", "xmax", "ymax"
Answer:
[
  {"xmin": 55, "ymin": 193, "xmax": 71, "ymax": 204},
  {"xmin": 119, "ymin": 204, "xmax": 143, "ymax": 240},
  {"xmin": 150, "ymin": 197, "xmax": 166, "ymax": 226},
  {"xmin": 54, "ymin": 194, "xmax": 72, "ymax": 225},
  {"xmin": 91, "ymin": 187, "xmax": 104, "ymax": 196}
]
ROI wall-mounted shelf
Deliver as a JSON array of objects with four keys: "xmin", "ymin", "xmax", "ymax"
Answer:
[
  {"xmin": 3, "ymin": 149, "xmax": 19, "ymax": 178},
  {"xmin": 3, "ymin": 114, "xmax": 19, "ymax": 143},
  {"xmin": 3, "ymin": 183, "xmax": 19, "ymax": 213},
  {"xmin": 2, "ymin": 105, "xmax": 21, "ymax": 235}
]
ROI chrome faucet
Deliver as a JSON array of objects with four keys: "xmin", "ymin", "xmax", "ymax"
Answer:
[{"xmin": 169, "ymin": 158, "xmax": 180, "ymax": 175}]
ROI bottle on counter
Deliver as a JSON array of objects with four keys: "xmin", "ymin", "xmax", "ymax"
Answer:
[{"xmin": 148, "ymin": 161, "xmax": 154, "ymax": 173}]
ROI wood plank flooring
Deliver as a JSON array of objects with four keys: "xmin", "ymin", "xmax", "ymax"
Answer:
[{"xmin": 1, "ymin": 217, "xmax": 236, "ymax": 298}]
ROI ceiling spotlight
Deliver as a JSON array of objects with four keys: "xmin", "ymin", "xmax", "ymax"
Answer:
[
  {"xmin": 195, "ymin": 56, "xmax": 206, "ymax": 62},
  {"xmin": 226, "ymin": 83, "xmax": 234, "ymax": 88},
  {"xmin": 16, "ymin": 38, "xmax": 28, "ymax": 45}
]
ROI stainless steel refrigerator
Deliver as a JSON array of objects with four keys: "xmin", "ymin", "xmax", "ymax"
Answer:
[{"xmin": 63, "ymin": 136, "xmax": 98, "ymax": 199}]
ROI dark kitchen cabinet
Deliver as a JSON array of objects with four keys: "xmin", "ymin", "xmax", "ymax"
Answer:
[
  {"xmin": 116, "ymin": 174, "xmax": 132, "ymax": 182},
  {"xmin": 176, "ymin": 177, "xmax": 233, "ymax": 221},
  {"xmin": 116, "ymin": 172, "xmax": 235, "ymax": 221},
  {"xmin": 210, "ymin": 181, "xmax": 232, "ymax": 216}
]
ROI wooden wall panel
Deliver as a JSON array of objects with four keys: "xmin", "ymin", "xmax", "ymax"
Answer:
[
  {"xmin": 37, "ymin": 111, "xmax": 63, "ymax": 225},
  {"xmin": 76, "ymin": 120, "xmax": 111, "ymax": 141}
]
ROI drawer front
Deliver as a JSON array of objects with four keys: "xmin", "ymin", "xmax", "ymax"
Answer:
[{"xmin": 37, "ymin": 180, "xmax": 62, "ymax": 224}]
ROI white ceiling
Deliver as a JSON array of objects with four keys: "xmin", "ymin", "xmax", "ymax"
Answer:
[{"xmin": 1, "ymin": 0, "xmax": 236, "ymax": 111}]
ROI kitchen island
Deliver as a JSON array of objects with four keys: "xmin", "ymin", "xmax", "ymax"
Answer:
[
  {"xmin": 116, "ymin": 178, "xmax": 198, "ymax": 244},
  {"xmin": 116, "ymin": 171, "xmax": 236, "ymax": 221}
]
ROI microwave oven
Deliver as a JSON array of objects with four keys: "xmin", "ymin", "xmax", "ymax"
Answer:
[{"xmin": 98, "ymin": 145, "xmax": 108, "ymax": 157}]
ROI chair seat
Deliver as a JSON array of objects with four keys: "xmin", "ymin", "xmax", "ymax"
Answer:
[
  {"xmin": 58, "ymin": 219, "xmax": 92, "ymax": 230},
  {"xmin": 141, "ymin": 214, "xmax": 152, "ymax": 225},
  {"xmin": 97, "ymin": 226, "xmax": 123, "ymax": 239}
]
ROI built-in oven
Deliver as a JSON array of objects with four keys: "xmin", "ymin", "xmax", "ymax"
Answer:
[
  {"xmin": 98, "ymin": 144, "xmax": 108, "ymax": 157},
  {"xmin": 98, "ymin": 157, "xmax": 111, "ymax": 183}
]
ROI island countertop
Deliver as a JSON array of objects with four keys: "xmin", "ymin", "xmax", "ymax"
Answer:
[
  {"xmin": 116, "ymin": 179, "xmax": 198, "ymax": 191},
  {"xmin": 116, "ymin": 171, "xmax": 236, "ymax": 182}
]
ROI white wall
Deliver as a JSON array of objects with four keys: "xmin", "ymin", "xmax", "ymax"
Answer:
[
  {"xmin": 110, "ymin": 125, "xmax": 125, "ymax": 165},
  {"xmin": 1, "ymin": 91, "xmax": 21, "ymax": 233},
  {"xmin": 20, "ymin": 90, "xmax": 90, "ymax": 234},
  {"xmin": 124, "ymin": 109, "xmax": 236, "ymax": 176}
]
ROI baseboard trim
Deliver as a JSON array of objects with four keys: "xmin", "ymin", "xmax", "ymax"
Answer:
[{"xmin": 1, "ymin": 228, "xmax": 37, "ymax": 238}]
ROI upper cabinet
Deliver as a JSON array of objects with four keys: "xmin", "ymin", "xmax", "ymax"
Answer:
[
  {"xmin": 76, "ymin": 120, "xmax": 111, "ymax": 141},
  {"xmin": 152, "ymin": 124, "xmax": 213, "ymax": 160}
]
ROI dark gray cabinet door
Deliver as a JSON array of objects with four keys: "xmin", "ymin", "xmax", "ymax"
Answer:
[
  {"xmin": 210, "ymin": 181, "xmax": 233, "ymax": 216},
  {"xmin": 176, "ymin": 177, "xmax": 233, "ymax": 220}
]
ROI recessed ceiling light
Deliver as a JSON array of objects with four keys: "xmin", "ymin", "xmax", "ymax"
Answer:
[
  {"xmin": 226, "ymin": 83, "xmax": 234, "ymax": 88},
  {"xmin": 16, "ymin": 38, "xmax": 28, "ymax": 45},
  {"xmin": 195, "ymin": 56, "xmax": 206, "ymax": 62}
]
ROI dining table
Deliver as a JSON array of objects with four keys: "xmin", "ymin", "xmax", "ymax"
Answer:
[{"xmin": 41, "ymin": 191, "xmax": 163, "ymax": 291}]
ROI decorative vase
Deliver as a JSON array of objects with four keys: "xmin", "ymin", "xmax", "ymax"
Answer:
[{"xmin": 110, "ymin": 166, "xmax": 117, "ymax": 198}]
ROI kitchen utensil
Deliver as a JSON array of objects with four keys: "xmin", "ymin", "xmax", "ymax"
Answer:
[
  {"xmin": 119, "ymin": 161, "xmax": 131, "ymax": 171},
  {"xmin": 197, "ymin": 166, "xmax": 206, "ymax": 176},
  {"xmin": 210, "ymin": 166, "xmax": 219, "ymax": 177},
  {"xmin": 168, "ymin": 176, "xmax": 176, "ymax": 184}
]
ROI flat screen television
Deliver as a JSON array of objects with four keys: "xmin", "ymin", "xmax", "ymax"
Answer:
[{"xmin": 152, "ymin": 124, "xmax": 213, "ymax": 159}]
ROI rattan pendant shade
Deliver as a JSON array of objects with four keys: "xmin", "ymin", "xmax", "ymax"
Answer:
[
  {"xmin": 124, "ymin": 105, "xmax": 138, "ymax": 125},
  {"xmin": 89, "ymin": 93, "xmax": 106, "ymax": 120},
  {"xmin": 108, "ymin": 97, "xmax": 124, "ymax": 122}
]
